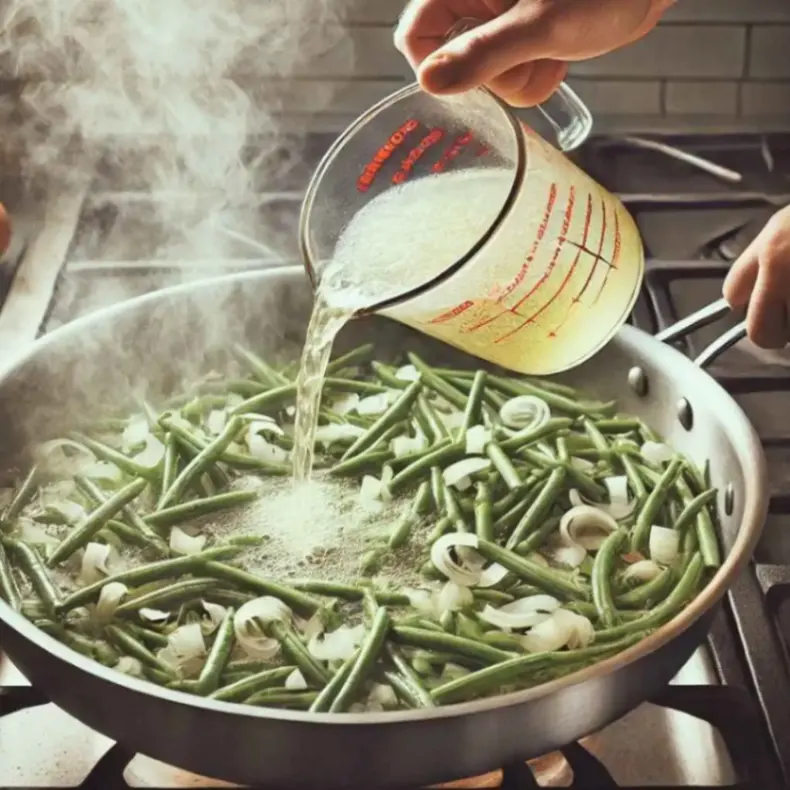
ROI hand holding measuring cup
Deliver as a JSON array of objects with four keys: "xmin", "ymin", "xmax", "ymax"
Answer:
[{"xmin": 394, "ymin": 0, "xmax": 675, "ymax": 107}]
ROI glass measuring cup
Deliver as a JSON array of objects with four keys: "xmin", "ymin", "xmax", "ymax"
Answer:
[{"xmin": 300, "ymin": 81, "xmax": 645, "ymax": 376}]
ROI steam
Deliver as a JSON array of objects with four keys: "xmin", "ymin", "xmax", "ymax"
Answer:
[{"xmin": 0, "ymin": 0, "xmax": 355, "ymax": 262}]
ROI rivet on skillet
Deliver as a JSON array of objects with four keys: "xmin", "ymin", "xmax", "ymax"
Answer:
[
  {"xmin": 627, "ymin": 366, "xmax": 648, "ymax": 397},
  {"xmin": 677, "ymin": 398, "xmax": 693, "ymax": 431},
  {"xmin": 724, "ymin": 483, "xmax": 735, "ymax": 516}
]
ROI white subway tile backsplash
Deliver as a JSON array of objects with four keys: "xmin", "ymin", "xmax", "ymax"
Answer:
[
  {"xmin": 568, "ymin": 80, "xmax": 662, "ymax": 115},
  {"xmin": 663, "ymin": 0, "xmax": 790, "ymax": 23},
  {"xmin": 748, "ymin": 26, "xmax": 790, "ymax": 78},
  {"xmin": 665, "ymin": 81, "xmax": 739, "ymax": 115},
  {"xmin": 741, "ymin": 81, "xmax": 790, "ymax": 116}
]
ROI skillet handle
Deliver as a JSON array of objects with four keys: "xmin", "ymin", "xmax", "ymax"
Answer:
[{"xmin": 655, "ymin": 297, "xmax": 747, "ymax": 370}]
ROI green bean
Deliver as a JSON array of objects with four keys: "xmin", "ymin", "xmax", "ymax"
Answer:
[
  {"xmin": 431, "ymin": 633, "xmax": 644, "ymax": 704},
  {"xmin": 75, "ymin": 476, "xmax": 166, "ymax": 553},
  {"xmin": 506, "ymin": 467, "xmax": 567, "ymax": 548},
  {"xmin": 458, "ymin": 370, "xmax": 486, "ymax": 437},
  {"xmin": 329, "ymin": 607, "xmax": 390, "ymax": 712},
  {"xmin": 157, "ymin": 417, "xmax": 243, "ymax": 510},
  {"xmin": 592, "ymin": 529, "xmax": 627, "ymax": 628},
  {"xmin": 596, "ymin": 553, "xmax": 705, "ymax": 642},
  {"xmin": 245, "ymin": 689, "xmax": 318, "ymax": 709},
  {"xmin": 630, "ymin": 457, "xmax": 683, "ymax": 554},
  {"xmin": 472, "ymin": 589, "xmax": 515, "ymax": 605},
  {"xmin": 442, "ymin": 485, "xmax": 469, "ymax": 532},
  {"xmin": 673, "ymin": 488, "xmax": 717, "ymax": 534},
  {"xmin": 429, "ymin": 466, "xmax": 445, "ymax": 511},
  {"xmin": 389, "ymin": 482, "xmax": 431, "ymax": 548},
  {"xmin": 270, "ymin": 621, "xmax": 331, "ymax": 686},
  {"xmin": 203, "ymin": 562, "xmax": 320, "ymax": 616},
  {"xmin": 57, "ymin": 546, "xmax": 240, "ymax": 612},
  {"xmin": 491, "ymin": 377, "xmax": 615, "ymax": 417},
  {"xmin": 416, "ymin": 396, "xmax": 450, "ymax": 440},
  {"xmin": 0, "ymin": 543, "xmax": 22, "ymax": 610},
  {"xmin": 616, "ymin": 567, "xmax": 675, "ymax": 609},
  {"xmin": 675, "ymin": 474, "xmax": 721, "ymax": 569},
  {"xmin": 4, "ymin": 539, "xmax": 62, "ymax": 615},
  {"xmin": 498, "ymin": 419, "xmax": 573, "ymax": 452},
  {"xmin": 47, "ymin": 478, "xmax": 148, "ymax": 567},
  {"xmin": 340, "ymin": 381, "xmax": 422, "ymax": 462},
  {"xmin": 230, "ymin": 384, "xmax": 297, "ymax": 416},
  {"xmin": 474, "ymin": 539, "xmax": 589, "ymax": 600},
  {"xmin": 3, "ymin": 465, "xmax": 38, "ymax": 524},
  {"xmin": 386, "ymin": 645, "xmax": 435, "ymax": 708},
  {"xmin": 70, "ymin": 433, "xmax": 157, "ymax": 480},
  {"xmin": 485, "ymin": 442, "xmax": 523, "ymax": 490},
  {"xmin": 406, "ymin": 353, "xmax": 468, "ymax": 409},
  {"xmin": 328, "ymin": 344, "xmax": 375, "ymax": 374},
  {"xmin": 144, "ymin": 491, "xmax": 258, "ymax": 529},
  {"xmin": 392, "ymin": 626, "xmax": 515, "ymax": 665},
  {"xmin": 233, "ymin": 344, "xmax": 289, "ymax": 387},
  {"xmin": 473, "ymin": 482, "xmax": 494, "ymax": 542},
  {"xmin": 105, "ymin": 624, "xmax": 175, "ymax": 676},
  {"xmin": 620, "ymin": 453, "xmax": 647, "ymax": 499},
  {"xmin": 389, "ymin": 442, "xmax": 464, "ymax": 496},
  {"xmin": 309, "ymin": 651, "xmax": 359, "ymax": 713},
  {"xmin": 515, "ymin": 516, "xmax": 560, "ymax": 556},
  {"xmin": 195, "ymin": 609, "xmax": 235, "ymax": 694},
  {"xmin": 595, "ymin": 418, "xmax": 642, "ymax": 434},
  {"xmin": 329, "ymin": 450, "xmax": 395, "ymax": 477},
  {"xmin": 117, "ymin": 578, "xmax": 221, "ymax": 614},
  {"xmin": 126, "ymin": 624, "xmax": 170, "ymax": 649},
  {"xmin": 211, "ymin": 666, "xmax": 295, "ymax": 702},
  {"xmin": 564, "ymin": 464, "xmax": 606, "ymax": 502}
]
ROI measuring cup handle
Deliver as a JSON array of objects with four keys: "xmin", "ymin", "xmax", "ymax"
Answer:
[{"xmin": 535, "ymin": 82, "xmax": 594, "ymax": 152}]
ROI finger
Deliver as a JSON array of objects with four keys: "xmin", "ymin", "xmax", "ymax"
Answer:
[
  {"xmin": 0, "ymin": 204, "xmax": 10, "ymax": 257},
  {"xmin": 746, "ymin": 255, "xmax": 790, "ymax": 350},
  {"xmin": 394, "ymin": 0, "xmax": 462, "ymax": 69},
  {"xmin": 722, "ymin": 245, "xmax": 759, "ymax": 308},
  {"xmin": 486, "ymin": 58, "xmax": 568, "ymax": 107},
  {"xmin": 417, "ymin": 6, "xmax": 554, "ymax": 93}
]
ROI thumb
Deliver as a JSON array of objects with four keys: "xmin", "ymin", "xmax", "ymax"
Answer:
[
  {"xmin": 418, "ymin": 8, "xmax": 552, "ymax": 94},
  {"xmin": 0, "ymin": 204, "xmax": 10, "ymax": 257}
]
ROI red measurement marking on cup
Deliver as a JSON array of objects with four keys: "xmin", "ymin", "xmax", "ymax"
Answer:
[
  {"xmin": 568, "ymin": 197, "xmax": 613, "ymax": 307},
  {"xmin": 356, "ymin": 119, "xmax": 420, "ymax": 192},
  {"xmin": 432, "ymin": 131, "xmax": 474, "ymax": 173},
  {"xmin": 429, "ymin": 299, "xmax": 475, "ymax": 325},
  {"xmin": 460, "ymin": 183, "xmax": 559, "ymax": 331},
  {"xmin": 591, "ymin": 207, "xmax": 621, "ymax": 305},
  {"xmin": 393, "ymin": 128, "xmax": 446, "ymax": 185},
  {"xmin": 493, "ymin": 190, "xmax": 580, "ymax": 344}
]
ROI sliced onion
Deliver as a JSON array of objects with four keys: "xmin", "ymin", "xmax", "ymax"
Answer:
[
  {"xmin": 298, "ymin": 612, "xmax": 326, "ymax": 640},
  {"xmin": 359, "ymin": 475, "xmax": 386, "ymax": 513},
  {"xmin": 649, "ymin": 525, "xmax": 680, "ymax": 565},
  {"xmin": 430, "ymin": 533, "xmax": 483, "ymax": 587},
  {"xmin": 80, "ymin": 542, "xmax": 114, "ymax": 585},
  {"xmin": 131, "ymin": 435, "xmax": 166, "ymax": 469},
  {"xmin": 308, "ymin": 624, "xmax": 365, "ymax": 661},
  {"xmin": 200, "ymin": 601, "xmax": 227, "ymax": 634},
  {"xmin": 169, "ymin": 527, "xmax": 206, "ymax": 556},
  {"xmin": 392, "ymin": 434, "xmax": 427, "ymax": 458},
  {"xmin": 545, "ymin": 544, "xmax": 587, "ymax": 569},
  {"xmin": 478, "ymin": 562, "xmax": 509, "ymax": 588},
  {"xmin": 641, "ymin": 441, "xmax": 675, "ymax": 467},
  {"xmin": 314, "ymin": 423, "xmax": 365, "ymax": 447},
  {"xmin": 139, "ymin": 608, "xmax": 170, "ymax": 623},
  {"xmin": 248, "ymin": 433, "xmax": 289, "ymax": 464},
  {"xmin": 520, "ymin": 608, "xmax": 594, "ymax": 653},
  {"xmin": 226, "ymin": 393, "xmax": 245, "ymax": 410},
  {"xmin": 395, "ymin": 364, "xmax": 421, "ymax": 382},
  {"xmin": 35, "ymin": 439, "xmax": 95, "ymax": 476},
  {"xmin": 115, "ymin": 656, "xmax": 144, "ymax": 677},
  {"xmin": 234, "ymin": 597, "xmax": 291, "ymax": 659},
  {"xmin": 357, "ymin": 393, "xmax": 391, "ymax": 416},
  {"xmin": 160, "ymin": 623, "xmax": 207, "ymax": 677},
  {"xmin": 206, "ymin": 409, "xmax": 228, "ymax": 435},
  {"xmin": 285, "ymin": 668, "xmax": 308, "ymax": 690},
  {"xmin": 122, "ymin": 416, "xmax": 150, "ymax": 450},
  {"xmin": 405, "ymin": 588, "xmax": 439, "ymax": 617},
  {"xmin": 526, "ymin": 551, "xmax": 550, "ymax": 568},
  {"xmin": 622, "ymin": 559, "xmax": 662, "ymax": 584},
  {"xmin": 499, "ymin": 395, "xmax": 550, "ymax": 431},
  {"xmin": 82, "ymin": 461, "xmax": 123, "ymax": 483},
  {"xmin": 247, "ymin": 419, "xmax": 284, "ymax": 440},
  {"xmin": 437, "ymin": 581, "xmax": 474, "ymax": 613},
  {"xmin": 332, "ymin": 393, "xmax": 360, "ymax": 415},
  {"xmin": 442, "ymin": 458, "xmax": 491, "ymax": 491},
  {"xmin": 570, "ymin": 457, "xmax": 596, "ymax": 472},
  {"xmin": 465, "ymin": 425, "xmax": 492, "ymax": 455},
  {"xmin": 560, "ymin": 505, "xmax": 618, "ymax": 551},
  {"xmin": 569, "ymin": 476, "xmax": 635, "ymax": 520},
  {"xmin": 45, "ymin": 500, "xmax": 87, "ymax": 524},
  {"xmin": 479, "ymin": 595, "xmax": 561, "ymax": 631},
  {"xmin": 96, "ymin": 582, "xmax": 128, "ymax": 621},
  {"xmin": 369, "ymin": 682, "xmax": 399, "ymax": 710},
  {"xmin": 439, "ymin": 410, "xmax": 466, "ymax": 431}
]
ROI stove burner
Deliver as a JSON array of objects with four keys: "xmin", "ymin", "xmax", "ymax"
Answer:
[{"xmin": 0, "ymin": 682, "xmax": 779, "ymax": 789}]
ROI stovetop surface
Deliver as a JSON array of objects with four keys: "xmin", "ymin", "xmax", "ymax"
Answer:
[{"xmin": 2, "ymin": 132, "xmax": 790, "ymax": 789}]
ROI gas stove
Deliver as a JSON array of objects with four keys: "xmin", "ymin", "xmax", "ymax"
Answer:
[{"xmin": 0, "ymin": 132, "xmax": 789, "ymax": 789}]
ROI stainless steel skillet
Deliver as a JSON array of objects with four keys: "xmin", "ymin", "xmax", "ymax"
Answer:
[{"xmin": 0, "ymin": 267, "xmax": 766, "ymax": 789}]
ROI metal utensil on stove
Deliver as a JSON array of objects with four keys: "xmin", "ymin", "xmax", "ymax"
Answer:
[{"xmin": 0, "ymin": 268, "xmax": 765, "ymax": 790}]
